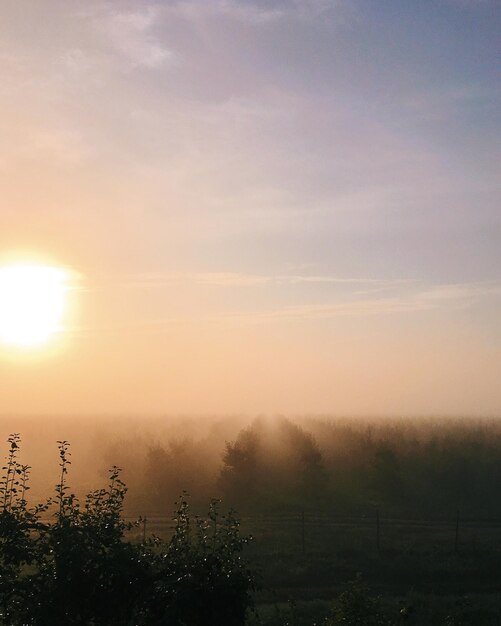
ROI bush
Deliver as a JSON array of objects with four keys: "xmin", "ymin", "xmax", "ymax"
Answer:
[
  {"xmin": 0, "ymin": 435, "xmax": 254, "ymax": 625},
  {"xmin": 324, "ymin": 576, "xmax": 395, "ymax": 626}
]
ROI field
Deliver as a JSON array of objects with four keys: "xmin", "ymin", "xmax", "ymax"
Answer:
[{"xmin": 124, "ymin": 510, "xmax": 501, "ymax": 624}]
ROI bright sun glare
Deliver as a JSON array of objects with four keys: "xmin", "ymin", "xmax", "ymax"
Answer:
[{"xmin": 0, "ymin": 264, "xmax": 70, "ymax": 348}]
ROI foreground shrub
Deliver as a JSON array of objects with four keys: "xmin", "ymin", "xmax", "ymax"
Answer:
[{"xmin": 0, "ymin": 435, "xmax": 254, "ymax": 625}]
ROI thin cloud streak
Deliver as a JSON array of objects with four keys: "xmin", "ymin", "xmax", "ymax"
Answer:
[
  {"xmin": 163, "ymin": 0, "xmax": 347, "ymax": 24},
  {"xmin": 72, "ymin": 279, "xmax": 501, "ymax": 334},
  {"xmin": 218, "ymin": 282, "xmax": 501, "ymax": 324},
  {"xmin": 99, "ymin": 271, "xmax": 416, "ymax": 289}
]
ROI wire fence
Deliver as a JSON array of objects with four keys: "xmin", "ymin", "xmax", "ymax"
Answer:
[{"xmin": 117, "ymin": 510, "xmax": 501, "ymax": 556}]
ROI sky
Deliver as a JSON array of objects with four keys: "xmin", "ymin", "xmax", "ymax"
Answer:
[{"xmin": 0, "ymin": 0, "xmax": 499, "ymax": 416}]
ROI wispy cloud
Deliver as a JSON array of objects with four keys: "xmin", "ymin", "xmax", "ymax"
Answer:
[
  {"xmin": 74, "ymin": 279, "xmax": 501, "ymax": 337},
  {"xmin": 218, "ymin": 281, "xmax": 501, "ymax": 324},
  {"xmin": 105, "ymin": 271, "xmax": 413, "ymax": 289},
  {"xmin": 166, "ymin": 0, "xmax": 345, "ymax": 24},
  {"xmin": 169, "ymin": 0, "xmax": 283, "ymax": 24},
  {"xmin": 89, "ymin": 5, "xmax": 173, "ymax": 70},
  {"xmin": 84, "ymin": 273, "xmax": 500, "ymax": 330}
]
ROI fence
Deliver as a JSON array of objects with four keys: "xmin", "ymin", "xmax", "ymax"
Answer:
[{"xmin": 120, "ymin": 510, "xmax": 501, "ymax": 556}]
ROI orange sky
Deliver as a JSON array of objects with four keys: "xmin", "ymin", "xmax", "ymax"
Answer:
[{"xmin": 0, "ymin": 0, "xmax": 499, "ymax": 416}]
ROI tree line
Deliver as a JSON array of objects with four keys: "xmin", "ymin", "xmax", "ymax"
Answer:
[{"xmin": 106, "ymin": 416, "xmax": 501, "ymax": 517}]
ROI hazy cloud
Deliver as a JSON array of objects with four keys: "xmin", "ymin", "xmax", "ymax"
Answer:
[
  {"xmin": 88, "ymin": 5, "xmax": 174, "ymax": 70},
  {"xmin": 165, "ymin": 0, "xmax": 345, "ymax": 23}
]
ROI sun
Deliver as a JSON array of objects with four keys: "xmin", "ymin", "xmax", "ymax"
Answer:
[{"xmin": 0, "ymin": 264, "xmax": 70, "ymax": 348}]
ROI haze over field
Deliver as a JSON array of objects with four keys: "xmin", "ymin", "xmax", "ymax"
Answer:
[{"xmin": 0, "ymin": 0, "xmax": 499, "ymax": 416}]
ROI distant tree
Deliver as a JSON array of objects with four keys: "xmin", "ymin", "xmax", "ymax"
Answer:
[
  {"xmin": 279, "ymin": 418, "xmax": 327, "ymax": 501},
  {"xmin": 219, "ymin": 418, "xmax": 327, "ymax": 510},
  {"xmin": 371, "ymin": 444, "xmax": 404, "ymax": 504},
  {"xmin": 219, "ymin": 427, "xmax": 261, "ymax": 505}
]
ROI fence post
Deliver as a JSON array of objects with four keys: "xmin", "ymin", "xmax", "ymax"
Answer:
[
  {"xmin": 376, "ymin": 508, "xmax": 380, "ymax": 554},
  {"xmin": 454, "ymin": 509, "xmax": 460, "ymax": 554},
  {"xmin": 301, "ymin": 510, "xmax": 305, "ymax": 555}
]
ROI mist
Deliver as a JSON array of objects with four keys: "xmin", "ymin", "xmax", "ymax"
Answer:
[{"xmin": 5, "ymin": 414, "xmax": 501, "ymax": 519}]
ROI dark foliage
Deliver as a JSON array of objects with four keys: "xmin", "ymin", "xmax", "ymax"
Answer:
[
  {"xmin": 217, "ymin": 417, "xmax": 501, "ymax": 516},
  {"xmin": 0, "ymin": 435, "xmax": 254, "ymax": 626},
  {"xmin": 324, "ymin": 576, "xmax": 396, "ymax": 626},
  {"xmin": 219, "ymin": 418, "xmax": 326, "ymax": 511}
]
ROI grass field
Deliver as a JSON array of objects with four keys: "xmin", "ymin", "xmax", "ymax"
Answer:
[{"xmin": 123, "ymin": 511, "xmax": 501, "ymax": 625}]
